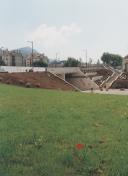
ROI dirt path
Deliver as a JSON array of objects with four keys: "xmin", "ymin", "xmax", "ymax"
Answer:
[{"xmin": 83, "ymin": 89, "xmax": 128, "ymax": 95}]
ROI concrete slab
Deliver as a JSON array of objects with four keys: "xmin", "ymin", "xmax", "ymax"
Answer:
[{"xmin": 83, "ymin": 89, "xmax": 128, "ymax": 95}]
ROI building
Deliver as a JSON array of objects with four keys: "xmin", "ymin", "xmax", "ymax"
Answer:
[
  {"xmin": 0, "ymin": 49, "xmax": 49, "ymax": 67},
  {"xmin": 2, "ymin": 50, "xmax": 24, "ymax": 66},
  {"xmin": 25, "ymin": 53, "xmax": 49, "ymax": 67}
]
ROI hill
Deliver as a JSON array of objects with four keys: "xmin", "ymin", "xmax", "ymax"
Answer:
[{"xmin": 13, "ymin": 47, "xmax": 38, "ymax": 57}]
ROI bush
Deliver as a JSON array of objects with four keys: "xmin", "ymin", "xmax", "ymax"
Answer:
[
  {"xmin": 0, "ymin": 77, "xmax": 3, "ymax": 82},
  {"xmin": 6, "ymin": 80, "xmax": 11, "ymax": 84},
  {"xmin": 35, "ymin": 83, "xmax": 41, "ymax": 88},
  {"xmin": 19, "ymin": 80, "xmax": 24, "ymax": 85},
  {"xmin": 64, "ymin": 57, "xmax": 80, "ymax": 67},
  {"xmin": 25, "ymin": 82, "xmax": 31, "ymax": 88},
  {"xmin": 32, "ymin": 61, "xmax": 48, "ymax": 67}
]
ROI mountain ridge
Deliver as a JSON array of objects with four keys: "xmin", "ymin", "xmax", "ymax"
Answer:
[{"xmin": 12, "ymin": 47, "xmax": 38, "ymax": 57}]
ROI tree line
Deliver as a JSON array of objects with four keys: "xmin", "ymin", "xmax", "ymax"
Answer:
[
  {"xmin": 0, "ymin": 52, "xmax": 124, "ymax": 68},
  {"xmin": 101, "ymin": 52, "xmax": 123, "ymax": 68},
  {"xmin": 63, "ymin": 53, "xmax": 123, "ymax": 68}
]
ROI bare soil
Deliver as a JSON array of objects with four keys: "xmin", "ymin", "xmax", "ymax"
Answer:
[
  {"xmin": 0, "ymin": 72, "xmax": 76, "ymax": 91},
  {"xmin": 111, "ymin": 79, "xmax": 128, "ymax": 89}
]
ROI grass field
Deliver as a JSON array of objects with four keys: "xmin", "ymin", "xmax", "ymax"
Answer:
[{"xmin": 0, "ymin": 84, "xmax": 128, "ymax": 176}]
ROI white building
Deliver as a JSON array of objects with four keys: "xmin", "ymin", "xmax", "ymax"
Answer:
[{"xmin": 2, "ymin": 50, "xmax": 23, "ymax": 66}]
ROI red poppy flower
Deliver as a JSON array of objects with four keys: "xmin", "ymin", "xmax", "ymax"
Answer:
[{"xmin": 76, "ymin": 144, "xmax": 85, "ymax": 150}]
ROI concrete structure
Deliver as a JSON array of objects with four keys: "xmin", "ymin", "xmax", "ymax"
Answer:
[
  {"xmin": 0, "ymin": 66, "xmax": 45, "ymax": 73},
  {"xmin": 48, "ymin": 67, "xmax": 99, "ymax": 90},
  {"xmin": 122, "ymin": 56, "xmax": 128, "ymax": 72},
  {"xmin": 84, "ymin": 89, "xmax": 128, "ymax": 95},
  {"xmin": 2, "ymin": 50, "xmax": 23, "ymax": 66},
  {"xmin": 48, "ymin": 67, "xmax": 82, "ymax": 80},
  {"xmin": 81, "ymin": 64, "xmax": 104, "ymax": 73},
  {"xmin": 0, "ymin": 66, "xmax": 99, "ymax": 91}
]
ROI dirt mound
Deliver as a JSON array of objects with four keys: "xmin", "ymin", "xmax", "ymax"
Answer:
[
  {"xmin": 0, "ymin": 72, "xmax": 76, "ymax": 91},
  {"xmin": 111, "ymin": 79, "xmax": 128, "ymax": 89},
  {"xmin": 66, "ymin": 77, "xmax": 99, "ymax": 91}
]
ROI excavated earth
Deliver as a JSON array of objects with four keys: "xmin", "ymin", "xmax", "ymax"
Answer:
[
  {"xmin": 0, "ymin": 72, "xmax": 76, "ymax": 91},
  {"xmin": 111, "ymin": 79, "xmax": 128, "ymax": 89}
]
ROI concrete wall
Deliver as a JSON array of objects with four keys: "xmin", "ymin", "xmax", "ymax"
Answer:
[
  {"xmin": 48, "ymin": 67, "xmax": 81, "ymax": 74},
  {"xmin": 56, "ymin": 74, "xmax": 65, "ymax": 80},
  {"xmin": 0, "ymin": 66, "xmax": 45, "ymax": 73},
  {"xmin": 81, "ymin": 65, "xmax": 104, "ymax": 72},
  {"xmin": 0, "ymin": 66, "xmax": 82, "ymax": 74}
]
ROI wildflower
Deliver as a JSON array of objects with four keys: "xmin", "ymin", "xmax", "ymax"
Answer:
[{"xmin": 75, "ymin": 143, "xmax": 85, "ymax": 150}]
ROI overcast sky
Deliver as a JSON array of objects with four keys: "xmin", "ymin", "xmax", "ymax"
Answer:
[{"xmin": 0, "ymin": 0, "xmax": 128, "ymax": 62}]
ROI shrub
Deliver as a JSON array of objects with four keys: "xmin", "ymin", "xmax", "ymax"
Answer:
[
  {"xmin": 6, "ymin": 80, "xmax": 11, "ymax": 84},
  {"xmin": 19, "ymin": 80, "xmax": 24, "ymax": 85},
  {"xmin": 25, "ymin": 82, "xmax": 31, "ymax": 88},
  {"xmin": 0, "ymin": 77, "xmax": 3, "ymax": 82},
  {"xmin": 35, "ymin": 83, "xmax": 41, "ymax": 88}
]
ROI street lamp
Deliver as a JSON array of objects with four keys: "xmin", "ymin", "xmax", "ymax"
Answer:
[
  {"xmin": 55, "ymin": 52, "xmax": 61, "ymax": 67},
  {"xmin": 27, "ymin": 41, "xmax": 34, "ymax": 66}
]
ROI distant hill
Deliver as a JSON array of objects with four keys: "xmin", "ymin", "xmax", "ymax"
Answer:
[{"xmin": 13, "ymin": 47, "xmax": 38, "ymax": 58}]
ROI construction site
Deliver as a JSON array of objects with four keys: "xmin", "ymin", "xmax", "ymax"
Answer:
[{"xmin": 0, "ymin": 64, "xmax": 127, "ymax": 93}]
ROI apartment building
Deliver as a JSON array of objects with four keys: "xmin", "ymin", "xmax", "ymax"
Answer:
[{"xmin": 2, "ymin": 50, "xmax": 24, "ymax": 66}]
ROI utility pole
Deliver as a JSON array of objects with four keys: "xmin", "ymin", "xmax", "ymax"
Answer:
[
  {"xmin": 55, "ymin": 53, "xmax": 58, "ymax": 67},
  {"xmin": 56, "ymin": 53, "xmax": 58, "ymax": 60},
  {"xmin": 85, "ymin": 49, "xmax": 87, "ymax": 68},
  {"xmin": 27, "ymin": 41, "xmax": 34, "ymax": 66}
]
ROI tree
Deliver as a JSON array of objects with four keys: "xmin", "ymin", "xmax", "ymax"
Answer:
[
  {"xmin": 32, "ymin": 60, "xmax": 48, "ymax": 67},
  {"xmin": 101, "ymin": 52, "xmax": 123, "ymax": 68},
  {"xmin": 64, "ymin": 57, "xmax": 80, "ymax": 67}
]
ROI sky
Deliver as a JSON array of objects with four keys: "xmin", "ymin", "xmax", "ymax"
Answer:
[{"xmin": 0, "ymin": 0, "xmax": 128, "ymax": 62}]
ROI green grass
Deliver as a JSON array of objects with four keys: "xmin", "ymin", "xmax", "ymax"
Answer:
[{"xmin": 0, "ymin": 84, "xmax": 128, "ymax": 176}]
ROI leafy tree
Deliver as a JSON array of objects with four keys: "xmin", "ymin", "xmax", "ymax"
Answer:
[
  {"xmin": 101, "ymin": 52, "xmax": 123, "ymax": 68},
  {"xmin": 32, "ymin": 60, "xmax": 48, "ymax": 67},
  {"xmin": 64, "ymin": 57, "xmax": 80, "ymax": 67}
]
